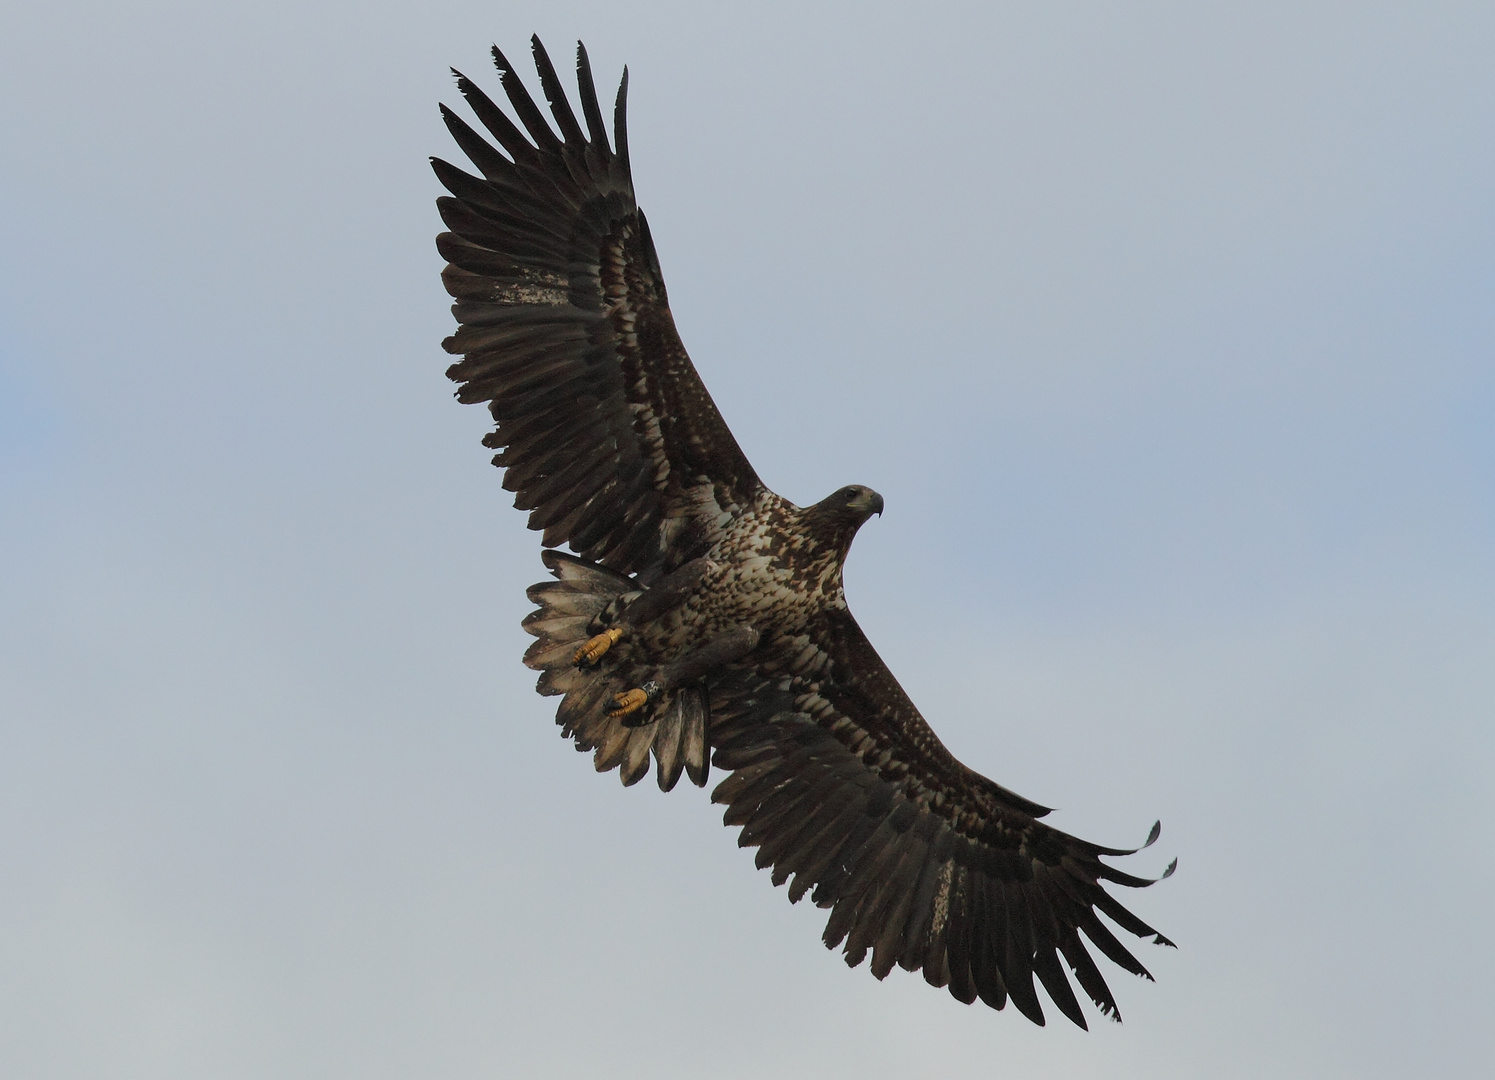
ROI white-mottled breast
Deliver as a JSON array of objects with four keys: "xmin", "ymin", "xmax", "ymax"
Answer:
[{"xmin": 643, "ymin": 489, "xmax": 850, "ymax": 660}]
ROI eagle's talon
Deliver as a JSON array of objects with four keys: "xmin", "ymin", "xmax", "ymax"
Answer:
[
  {"xmin": 608, "ymin": 681, "xmax": 662, "ymax": 726},
  {"xmin": 607, "ymin": 687, "xmax": 649, "ymax": 721},
  {"xmin": 574, "ymin": 627, "xmax": 624, "ymax": 668}
]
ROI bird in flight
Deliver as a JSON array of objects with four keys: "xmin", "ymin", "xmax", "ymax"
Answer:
[{"xmin": 432, "ymin": 35, "xmax": 1175, "ymax": 1028}]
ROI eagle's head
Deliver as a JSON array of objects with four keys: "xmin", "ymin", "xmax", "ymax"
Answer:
[
  {"xmin": 830, "ymin": 484, "xmax": 884, "ymax": 523},
  {"xmin": 805, "ymin": 485, "xmax": 884, "ymax": 552}
]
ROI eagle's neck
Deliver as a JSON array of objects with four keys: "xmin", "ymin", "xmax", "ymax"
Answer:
[
  {"xmin": 800, "ymin": 500, "xmax": 869, "ymax": 551},
  {"xmin": 789, "ymin": 505, "xmax": 863, "ymax": 586}
]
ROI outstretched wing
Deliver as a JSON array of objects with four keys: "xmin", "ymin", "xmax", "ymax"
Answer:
[
  {"xmin": 434, "ymin": 37, "xmax": 763, "ymax": 578},
  {"xmin": 710, "ymin": 608, "xmax": 1175, "ymax": 1028}
]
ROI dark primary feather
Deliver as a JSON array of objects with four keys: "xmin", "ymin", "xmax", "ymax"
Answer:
[
  {"xmin": 437, "ymin": 36, "xmax": 1174, "ymax": 1030},
  {"xmin": 436, "ymin": 36, "xmax": 762, "ymax": 580},
  {"xmin": 707, "ymin": 606, "xmax": 1175, "ymax": 1026}
]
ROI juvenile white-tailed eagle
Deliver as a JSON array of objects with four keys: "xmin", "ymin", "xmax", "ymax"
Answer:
[{"xmin": 433, "ymin": 36, "xmax": 1175, "ymax": 1028}]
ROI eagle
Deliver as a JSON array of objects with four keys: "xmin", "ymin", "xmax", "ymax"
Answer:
[{"xmin": 432, "ymin": 36, "xmax": 1175, "ymax": 1028}]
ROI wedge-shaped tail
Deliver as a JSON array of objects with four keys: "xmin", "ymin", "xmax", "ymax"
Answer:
[{"xmin": 523, "ymin": 550, "xmax": 709, "ymax": 790}]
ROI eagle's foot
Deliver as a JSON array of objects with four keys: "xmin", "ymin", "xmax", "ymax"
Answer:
[
  {"xmin": 574, "ymin": 627, "xmax": 624, "ymax": 668},
  {"xmin": 607, "ymin": 681, "xmax": 661, "ymax": 726}
]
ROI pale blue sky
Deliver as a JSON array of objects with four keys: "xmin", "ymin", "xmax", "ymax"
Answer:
[{"xmin": 2, "ymin": 3, "xmax": 1493, "ymax": 1077}]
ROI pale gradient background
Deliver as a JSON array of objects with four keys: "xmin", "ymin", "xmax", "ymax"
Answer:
[{"xmin": 2, "ymin": 3, "xmax": 1492, "ymax": 1078}]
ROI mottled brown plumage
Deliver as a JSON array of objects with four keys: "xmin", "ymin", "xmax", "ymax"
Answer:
[{"xmin": 434, "ymin": 36, "xmax": 1175, "ymax": 1028}]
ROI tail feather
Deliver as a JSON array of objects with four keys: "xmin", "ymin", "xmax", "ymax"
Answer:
[
  {"xmin": 522, "ymin": 551, "xmax": 710, "ymax": 788},
  {"xmin": 523, "ymin": 634, "xmax": 587, "ymax": 670},
  {"xmin": 593, "ymin": 714, "xmax": 635, "ymax": 774},
  {"xmin": 524, "ymin": 581, "xmax": 613, "ymax": 618},
  {"xmin": 618, "ymin": 724, "xmax": 657, "ymax": 786},
  {"xmin": 557, "ymin": 675, "xmax": 612, "ymax": 743},
  {"xmin": 682, "ymin": 689, "xmax": 709, "ymax": 787},
  {"xmin": 653, "ymin": 696, "xmax": 685, "ymax": 791},
  {"xmin": 536, "ymin": 664, "xmax": 585, "ymax": 697},
  {"xmin": 542, "ymin": 548, "xmax": 636, "ymax": 593},
  {"xmin": 520, "ymin": 606, "xmax": 593, "ymax": 640}
]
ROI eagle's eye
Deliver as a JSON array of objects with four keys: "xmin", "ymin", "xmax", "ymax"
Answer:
[{"xmin": 844, "ymin": 489, "xmax": 858, "ymax": 501}]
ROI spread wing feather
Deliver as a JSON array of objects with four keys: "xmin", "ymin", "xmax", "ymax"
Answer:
[
  {"xmin": 435, "ymin": 38, "xmax": 764, "ymax": 578},
  {"xmin": 439, "ymin": 36, "xmax": 1173, "ymax": 1030},
  {"xmin": 710, "ymin": 609, "xmax": 1175, "ymax": 1027}
]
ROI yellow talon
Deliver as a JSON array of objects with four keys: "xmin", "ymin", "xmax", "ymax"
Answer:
[
  {"xmin": 607, "ymin": 688, "xmax": 649, "ymax": 718},
  {"xmin": 574, "ymin": 627, "xmax": 624, "ymax": 667}
]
